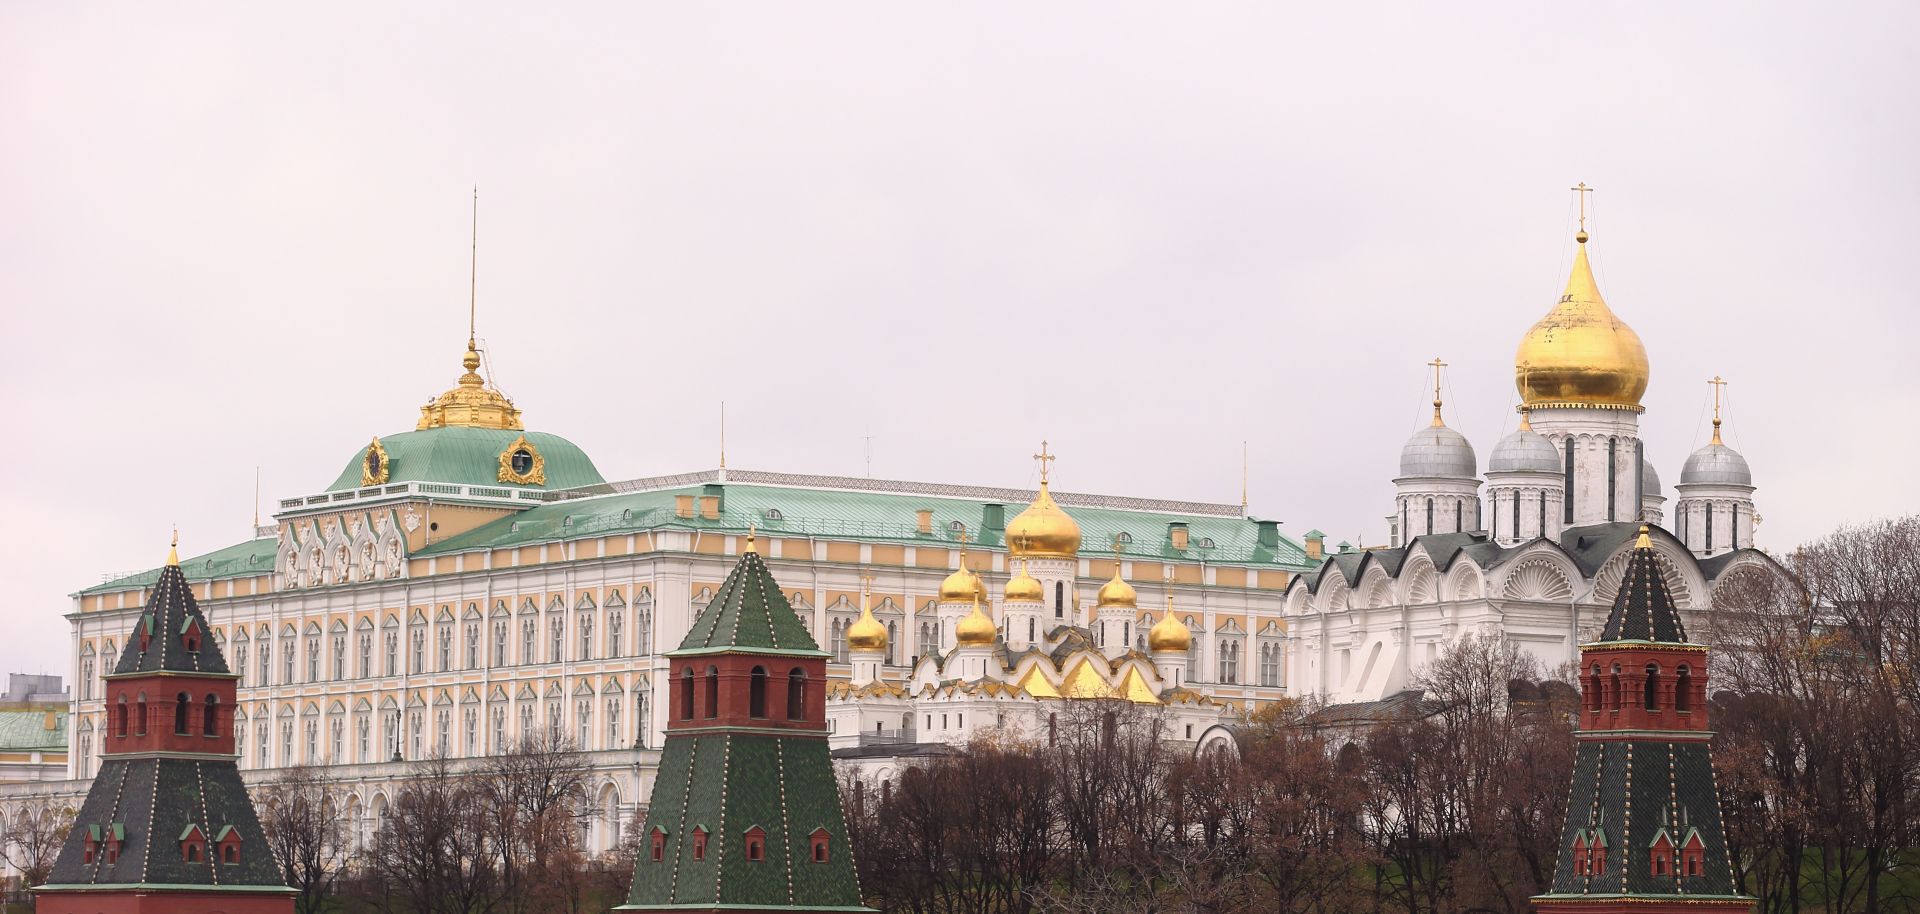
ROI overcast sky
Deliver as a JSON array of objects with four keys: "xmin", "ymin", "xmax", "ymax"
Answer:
[{"xmin": 3, "ymin": 3, "xmax": 1915, "ymax": 678}]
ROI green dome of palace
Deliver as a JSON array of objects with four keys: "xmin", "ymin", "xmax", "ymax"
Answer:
[{"xmin": 327, "ymin": 427, "xmax": 606, "ymax": 492}]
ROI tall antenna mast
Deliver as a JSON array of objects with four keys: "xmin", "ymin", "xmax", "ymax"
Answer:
[
  {"xmin": 469, "ymin": 186, "xmax": 479, "ymax": 350},
  {"xmin": 1240, "ymin": 440, "xmax": 1249, "ymax": 510},
  {"xmin": 253, "ymin": 466, "xmax": 261, "ymax": 529}
]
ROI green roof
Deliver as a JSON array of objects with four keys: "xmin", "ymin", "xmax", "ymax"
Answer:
[
  {"xmin": 82, "ymin": 538, "xmax": 278, "ymax": 596},
  {"xmin": 674, "ymin": 549, "xmax": 824, "ymax": 655},
  {"xmin": 327, "ymin": 427, "xmax": 605, "ymax": 492},
  {"xmin": 0, "ymin": 710, "xmax": 67, "ymax": 751},
  {"xmin": 421, "ymin": 482, "xmax": 1312, "ymax": 568}
]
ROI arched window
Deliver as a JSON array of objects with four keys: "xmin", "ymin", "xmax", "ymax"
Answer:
[
  {"xmin": 169, "ymin": 694, "xmax": 189, "ymax": 737},
  {"xmin": 749, "ymin": 666, "xmax": 768, "ymax": 719},
  {"xmin": 116, "ymin": 695, "xmax": 129, "ymax": 738},
  {"xmin": 1608, "ymin": 666, "xmax": 1621, "ymax": 712},
  {"xmin": 1426, "ymin": 498, "xmax": 1435, "ymax": 535},
  {"xmin": 679, "ymin": 668, "xmax": 694, "ymax": 720},
  {"xmin": 1675, "ymin": 665, "xmax": 1693, "ymax": 712},
  {"xmin": 704, "ymin": 666, "xmax": 720, "ymax": 720},
  {"xmin": 1511, "ymin": 493, "xmax": 1521, "ymax": 540},
  {"xmin": 1047, "ymin": 712, "xmax": 1058, "ymax": 746},
  {"xmin": 1054, "ymin": 582, "xmax": 1064, "ymax": 619},
  {"xmin": 786, "ymin": 668, "xmax": 807, "ymax": 721},
  {"xmin": 136, "ymin": 693, "xmax": 148, "ymax": 736},
  {"xmin": 204, "ymin": 694, "xmax": 220, "ymax": 737},
  {"xmin": 1588, "ymin": 664, "xmax": 1603, "ymax": 713},
  {"xmin": 1027, "ymin": 618, "xmax": 1036, "ymax": 642},
  {"xmin": 1607, "ymin": 437, "xmax": 1618, "ymax": 521},
  {"xmin": 1706, "ymin": 505, "xmax": 1715, "ymax": 552},
  {"xmin": 1643, "ymin": 664, "xmax": 1660, "ymax": 711}
]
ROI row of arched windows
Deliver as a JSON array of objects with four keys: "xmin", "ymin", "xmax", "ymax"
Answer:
[
  {"xmin": 675, "ymin": 666, "xmax": 809, "ymax": 722},
  {"xmin": 1585, "ymin": 662, "xmax": 1693, "ymax": 714},
  {"xmin": 114, "ymin": 691, "xmax": 222, "ymax": 739}
]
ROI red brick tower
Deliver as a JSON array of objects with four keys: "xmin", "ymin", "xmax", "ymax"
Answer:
[
  {"xmin": 36, "ymin": 541, "xmax": 294, "ymax": 914},
  {"xmin": 1532, "ymin": 526, "xmax": 1751, "ymax": 914}
]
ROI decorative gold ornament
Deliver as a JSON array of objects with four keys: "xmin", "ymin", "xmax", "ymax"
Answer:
[
  {"xmin": 955, "ymin": 593, "xmax": 997, "ymax": 647},
  {"xmin": 1148, "ymin": 594, "xmax": 1192, "ymax": 653},
  {"xmin": 1514, "ymin": 224, "xmax": 1650, "ymax": 412},
  {"xmin": 1095, "ymin": 565, "xmax": 1138, "ymax": 609},
  {"xmin": 418, "ymin": 344, "xmax": 525, "ymax": 431},
  {"xmin": 1004, "ymin": 559, "xmax": 1045, "ymax": 603},
  {"xmin": 938, "ymin": 533, "xmax": 986, "ymax": 603},
  {"xmin": 497, "ymin": 434, "xmax": 547, "ymax": 485},
  {"xmin": 361, "ymin": 436, "xmax": 391, "ymax": 486}
]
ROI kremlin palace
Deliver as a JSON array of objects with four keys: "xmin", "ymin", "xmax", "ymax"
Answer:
[{"xmin": 4, "ymin": 222, "xmax": 1781, "ymax": 865}]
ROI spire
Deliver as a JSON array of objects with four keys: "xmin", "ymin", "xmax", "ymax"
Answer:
[
  {"xmin": 1597, "ymin": 525, "xmax": 1689, "ymax": 644},
  {"xmin": 167, "ymin": 529, "xmax": 179, "ymax": 567},
  {"xmin": 1429, "ymin": 357, "xmax": 1448, "ymax": 426},
  {"xmin": 673, "ymin": 544, "xmax": 823, "ymax": 655},
  {"xmin": 416, "ymin": 188, "xmax": 524, "ymax": 431}
]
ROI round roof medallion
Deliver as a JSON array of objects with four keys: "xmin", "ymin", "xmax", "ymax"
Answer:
[
  {"xmin": 361, "ymin": 437, "xmax": 390, "ymax": 486},
  {"xmin": 497, "ymin": 434, "xmax": 547, "ymax": 485}
]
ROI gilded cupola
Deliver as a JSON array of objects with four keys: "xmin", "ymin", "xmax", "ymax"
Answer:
[
  {"xmin": 1515, "ymin": 231, "xmax": 1650, "ymax": 411},
  {"xmin": 954, "ymin": 595, "xmax": 998, "ymax": 647},
  {"xmin": 1147, "ymin": 610, "xmax": 1192, "ymax": 654},
  {"xmin": 845, "ymin": 586, "xmax": 889, "ymax": 653},
  {"xmin": 1006, "ymin": 443, "xmax": 1082, "ymax": 559},
  {"xmin": 1095, "ymin": 567, "xmax": 1137, "ymax": 609},
  {"xmin": 418, "ymin": 341, "xmax": 525, "ymax": 430},
  {"xmin": 938, "ymin": 546, "xmax": 987, "ymax": 604},
  {"xmin": 1004, "ymin": 561, "xmax": 1045, "ymax": 604}
]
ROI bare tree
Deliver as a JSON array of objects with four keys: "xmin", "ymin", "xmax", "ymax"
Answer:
[
  {"xmin": 1, "ymin": 798, "xmax": 74, "ymax": 901},
  {"xmin": 257, "ymin": 764, "xmax": 347, "ymax": 914},
  {"xmin": 475, "ymin": 732, "xmax": 595, "ymax": 914}
]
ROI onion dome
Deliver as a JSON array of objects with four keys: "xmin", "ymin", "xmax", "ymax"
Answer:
[
  {"xmin": 938, "ymin": 556, "xmax": 986, "ymax": 604},
  {"xmin": 1147, "ymin": 610, "xmax": 1191, "ymax": 654},
  {"xmin": 1514, "ymin": 232, "xmax": 1650, "ymax": 410},
  {"xmin": 1008, "ymin": 446, "xmax": 1081, "ymax": 558},
  {"xmin": 418, "ymin": 342, "xmax": 524, "ymax": 430},
  {"xmin": 1399, "ymin": 424, "xmax": 1478, "ymax": 478},
  {"xmin": 1004, "ymin": 561, "xmax": 1044, "ymax": 604},
  {"xmin": 1488, "ymin": 411, "xmax": 1559, "ymax": 475},
  {"xmin": 954, "ymin": 596, "xmax": 997, "ymax": 647},
  {"xmin": 1095, "ymin": 567, "xmax": 1137, "ymax": 609},
  {"xmin": 845, "ymin": 589, "xmax": 888, "ymax": 653}
]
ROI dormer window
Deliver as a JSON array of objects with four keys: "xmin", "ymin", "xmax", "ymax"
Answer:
[
  {"xmin": 1680, "ymin": 830, "xmax": 1705, "ymax": 877},
  {"xmin": 744, "ymin": 826, "xmax": 766, "ymax": 862},
  {"xmin": 216, "ymin": 825, "xmax": 243, "ymax": 864},
  {"xmin": 180, "ymin": 823, "xmax": 207, "ymax": 863},
  {"xmin": 182, "ymin": 618, "xmax": 202, "ymax": 653},
  {"xmin": 650, "ymin": 827, "xmax": 667, "ymax": 862},
  {"xmin": 691, "ymin": 826, "xmax": 708, "ymax": 861},
  {"xmin": 809, "ymin": 828, "xmax": 831, "ymax": 863},
  {"xmin": 1649, "ymin": 831, "xmax": 1675, "ymax": 876}
]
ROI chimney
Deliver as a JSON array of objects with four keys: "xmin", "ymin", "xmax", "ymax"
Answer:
[
  {"xmin": 675, "ymin": 495, "xmax": 695, "ymax": 519},
  {"xmin": 698, "ymin": 495, "xmax": 721, "ymax": 520},
  {"xmin": 1304, "ymin": 529, "xmax": 1325, "ymax": 561},
  {"xmin": 981, "ymin": 504, "xmax": 1005, "ymax": 534},
  {"xmin": 916, "ymin": 509, "xmax": 934, "ymax": 535},
  {"xmin": 1168, "ymin": 522, "xmax": 1189, "ymax": 551},
  {"xmin": 43, "ymin": 710, "xmax": 56, "ymax": 731},
  {"xmin": 1255, "ymin": 519, "xmax": 1279, "ymax": 549}
]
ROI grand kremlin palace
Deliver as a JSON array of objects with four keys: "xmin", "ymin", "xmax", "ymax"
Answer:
[{"xmin": 13, "ymin": 221, "xmax": 1779, "ymax": 862}]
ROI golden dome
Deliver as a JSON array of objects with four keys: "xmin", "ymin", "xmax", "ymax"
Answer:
[
  {"xmin": 938, "ymin": 552, "xmax": 986, "ymax": 604},
  {"xmin": 1095, "ymin": 567, "xmax": 1137, "ymax": 609},
  {"xmin": 846, "ymin": 589, "xmax": 888, "ymax": 653},
  {"xmin": 1007, "ymin": 482, "xmax": 1081, "ymax": 559},
  {"xmin": 1147, "ymin": 611, "xmax": 1191, "ymax": 654},
  {"xmin": 1004, "ymin": 562, "xmax": 1044, "ymax": 603},
  {"xmin": 1515, "ymin": 236, "xmax": 1649, "ymax": 411},
  {"xmin": 955, "ymin": 596, "xmax": 997, "ymax": 647},
  {"xmin": 418, "ymin": 342, "xmax": 525, "ymax": 430}
]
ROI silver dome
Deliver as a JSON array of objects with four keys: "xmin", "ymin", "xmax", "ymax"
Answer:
[
  {"xmin": 1680, "ymin": 443, "xmax": 1752, "ymax": 487},
  {"xmin": 1641, "ymin": 455, "xmax": 1663, "ymax": 496},
  {"xmin": 1398, "ymin": 424, "xmax": 1478, "ymax": 479},
  {"xmin": 1488, "ymin": 428, "xmax": 1559, "ymax": 474}
]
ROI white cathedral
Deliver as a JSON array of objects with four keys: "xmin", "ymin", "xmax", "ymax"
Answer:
[{"xmin": 1283, "ymin": 225, "xmax": 1775, "ymax": 704}]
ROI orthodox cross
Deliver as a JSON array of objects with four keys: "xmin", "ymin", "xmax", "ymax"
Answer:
[
  {"xmin": 1709, "ymin": 376, "xmax": 1728, "ymax": 444},
  {"xmin": 1429, "ymin": 357, "xmax": 1448, "ymax": 426},
  {"xmin": 1033, "ymin": 441, "xmax": 1055, "ymax": 485},
  {"xmin": 1571, "ymin": 182, "xmax": 1593, "ymax": 234}
]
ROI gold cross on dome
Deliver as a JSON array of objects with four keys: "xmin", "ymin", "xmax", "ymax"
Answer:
[
  {"xmin": 1708, "ymin": 375, "xmax": 1728, "ymax": 444},
  {"xmin": 1428, "ymin": 357, "xmax": 1448, "ymax": 426},
  {"xmin": 1571, "ymin": 182, "xmax": 1594, "ymax": 232},
  {"xmin": 1032, "ymin": 440, "xmax": 1055, "ymax": 485}
]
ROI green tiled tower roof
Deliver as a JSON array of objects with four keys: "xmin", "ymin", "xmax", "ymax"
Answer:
[
  {"xmin": 672, "ymin": 542, "xmax": 828, "ymax": 658},
  {"xmin": 111, "ymin": 552, "xmax": 231, "ymax": 675},
  {"xmin": 1597, "ymin": 531, "xmax": 1689, "ymax": 643}
]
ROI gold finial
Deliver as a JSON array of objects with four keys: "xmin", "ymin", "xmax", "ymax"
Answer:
[
  {"xmin": 1635, "ymin": 524, "xmax": 1652, "ymax": 550},
  {"xmin": 468, "ymin": 186, "xmax": 479, "ymax": 351},
  {"xmin": 719, "ymin": 401, "xmax": 727, "ymax": 470},
  {"xmin": 1032, "ymin": 440, "xmax": 1056, "ymax": 486},
  {"xmin": 1240, "ymin": 440, "xmax": 1249, "ymax": 510},
  {"xmin": 1709, "ymin": 376, "xmax": 1727, "ymax": 445},
  {"xmin": 1571, "ymin": 182, "xmax": 1593, "ymax": 243},
  {"xmin": 1517, "ymin": 404, "xmax": 1533, "ymax": 432},
  {"xmin": 167, "ymin": 528, "xmax": 179, "ymax": 567},
  {"xmin": 745, "ymin": 523, "xmax": 756, "ymax": 554},
  {"xmin": 1428, "ymin": 357, "xmax": 1448, "ymax": 427}
]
